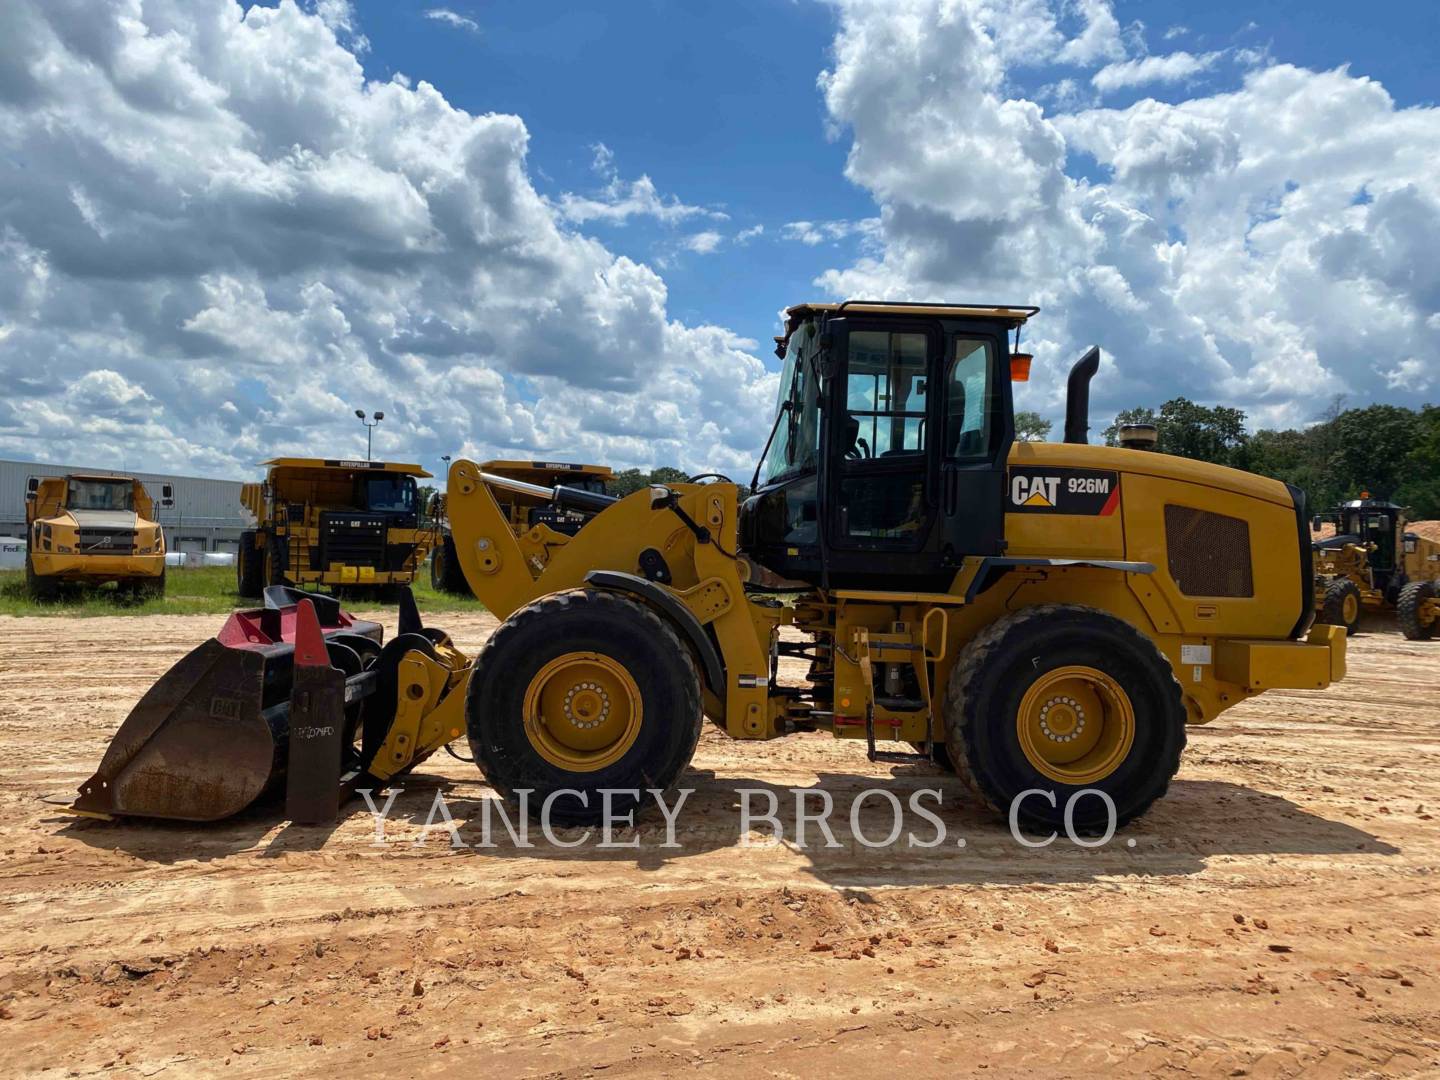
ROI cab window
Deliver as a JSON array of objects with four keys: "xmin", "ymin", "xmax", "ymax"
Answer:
[
  {"xmin": 363, "ymin": 475, "xmax": 416, "ymax": 513},
  {"xmin": 841, "ymin": 331, "xmax": 927, "ymax": 459},
  {"xmin": 945, "ymin": 338, "xmax": 995, "ymax": 460},
  {"xmin": 67, "ymin": 479, "xmax": 134, "ymax": 511}
]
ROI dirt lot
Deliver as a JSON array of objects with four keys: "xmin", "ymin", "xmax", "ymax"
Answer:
[{"xmin": 2, "ymin": 610, "xmax": 1438, "ymax": 1078}]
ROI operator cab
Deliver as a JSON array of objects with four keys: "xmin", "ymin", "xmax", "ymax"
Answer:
[
  {"xmin": 358, "ymin": 472, "xmax": 419, "ymax": 524},
  {"xmin": 66, "ymin": 477, "xmax": 135, "ymax": 512},
  {"xmin": 1319, "ymin": 496, "xmax": 1406, "ymax": 585},
  {"xmin": 741, "ymin": 301, "xmax": 1039, "ymax": 589}
]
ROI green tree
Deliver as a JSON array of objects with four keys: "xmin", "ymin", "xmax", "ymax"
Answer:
[
  {"xmin": 1156, "ymin": 397, "xmax": 1248, "ymax": 466},
  {"xmin": 1398, "ymin": 404, "xmax": 1440, "ymax": 519},
  {"xmin": 1014, "ymin": 410, "xmax": 1053, "ymax": 442},
  {"xmin": 1331, "ymin": 404, "xmax": 1422, "ymax": 501}
]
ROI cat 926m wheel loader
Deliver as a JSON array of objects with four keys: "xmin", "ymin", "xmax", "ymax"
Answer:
[{"xmin": 70, "ymin": 301, "xmax": 1346, "ymax": 833}]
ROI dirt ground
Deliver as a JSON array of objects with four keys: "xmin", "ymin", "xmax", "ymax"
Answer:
[{"xmin": 1, "ymin": 609, "xmax": 1438, "ymax": 1078}]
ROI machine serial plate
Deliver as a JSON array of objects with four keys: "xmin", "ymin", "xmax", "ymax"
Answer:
[{"xmin": 1007, "ymin": 467, "xmax": 1120, "ymax": 516}]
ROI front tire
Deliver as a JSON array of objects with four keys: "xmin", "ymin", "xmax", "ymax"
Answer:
[
  {"xmin": 1398, "ymin": 581, "xmax": 1438, "ymax": 641},
  {"xmin": 944, "ymin": 605, "xmax": 1187, "ymax": 833},
  {"xmin": 1320, "ymin": 578, "xmax": 1363, "ymax": 635},
  {"xmin": 24, "ymin": 553, "xmax": 59, "ymax": 602},
  {"xmin": 465, "ymin": 589, "xmax": 702, "ymax": 827}
]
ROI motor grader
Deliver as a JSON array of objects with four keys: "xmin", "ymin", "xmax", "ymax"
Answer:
[
  {"xmin": 430, "ymin": 460, "xmax": 612, "ymax": 595},
  {"xmin": 1312, "ymin": 496, "xmax": 1440, "ymax": 640},
  {"xmin": 71, "ymin": 301, "xmax": 1346, "ymax": 834}
]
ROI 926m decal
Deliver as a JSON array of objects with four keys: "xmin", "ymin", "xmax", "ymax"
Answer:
[{"xmin": 1008, "ymin": 467, "xmax": 1120, "ymax": 515}]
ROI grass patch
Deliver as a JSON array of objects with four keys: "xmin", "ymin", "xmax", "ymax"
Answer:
[{"xmin": 0, "ymin": 566, "xmax": 487, "ymax": 618}]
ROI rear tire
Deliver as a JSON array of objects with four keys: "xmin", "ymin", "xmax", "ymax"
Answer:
[
  {"xmin": 236, "ymin": 531, "xmax": 263, "ymax": 597},
  {"xmin": 466, "ymin": 589, "xmax": 703, "ymax": 827},
  {"xmin": 1398, "ymin": 581, "xmax": 1438, "ymax": 641},
  {"xmin": 1320, "ymin": 578, "xmax": 1363, "ymax": 635},
  {"xmin": 943, "ymin": 605, "xmax": 1187, "ymax": 834}
]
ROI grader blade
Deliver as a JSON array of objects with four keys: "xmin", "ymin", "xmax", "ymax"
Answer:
[{"xmin": 72, "ymin": 589, "xmax": 383, "ymax": 823}]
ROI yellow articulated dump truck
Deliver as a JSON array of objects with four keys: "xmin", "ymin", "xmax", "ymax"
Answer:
[
  {"xmin": 236, "ymin": 459, "xmax": 434, "ymax": 601},
  {"xmin": 430, "ymin": 460, "xmax": 613, "ymax": 594},
  {"xmin": 72, "ymin": 301, "xmax": 1345, "ymax": 834},
  {"xmin": 24, "ymin": 473, "xmax": 170, "ymax": 601}
]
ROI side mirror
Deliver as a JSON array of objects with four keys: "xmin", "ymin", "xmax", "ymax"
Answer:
[
  {"xmin": 1311, "ymin": 515, "xmax": 1322, "ymax": 532},
  {"xmin": 161, "ymin": 483, "xmax": 175, "ymax": 508},
  {"xmin": 649, "ymin": 485, "xmax": 675, "ymax": 509},
  {"xmin": 26, "ymin": 477, "xmax": 39, "ymax": 495}
]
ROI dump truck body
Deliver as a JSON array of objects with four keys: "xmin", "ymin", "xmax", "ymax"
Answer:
[
  {"xmin": 237, "ymin": 458, "xmax": 434, "ymax": 597},
  {"xmin": 24, "ymin": 474, "xmax": 168, "ymax": 598},
  {"xmin": 76, "ymin": 299, "xmax": 1347, "ymax": 832}
]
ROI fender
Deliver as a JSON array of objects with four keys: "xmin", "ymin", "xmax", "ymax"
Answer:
[{"xmin": 584, "ymin": 570, "xmax": 726, "ymax": 704}]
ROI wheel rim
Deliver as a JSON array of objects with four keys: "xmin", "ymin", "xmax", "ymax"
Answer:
[
  {"xmin": 1342, "ymin": 591, "xmax": 1359, "ymax": 625},
  {"xmin": 522, "ymin": 651, "xmax": 642, "ymax": 772},
  {"xmin": 1016, "ymin": 665, "xmax": 1136, "ymax": 785}
]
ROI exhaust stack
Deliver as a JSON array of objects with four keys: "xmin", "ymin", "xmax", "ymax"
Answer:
[{"xmin": 1063, "ymin": 347, "xmax": 1101, "ymax": 445}]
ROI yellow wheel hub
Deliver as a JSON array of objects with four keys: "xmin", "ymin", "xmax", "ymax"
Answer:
[
  {"xmin": 1016, "ymin": 665, "xmax": 1136, "ymax": 786},
  {"xmin": 1342, "ymin": 591, "xmax": 1359, "ymax": 625},
  {"xmin": 523, "ymin": 651, "xmax": 642, "ymax": 772}
]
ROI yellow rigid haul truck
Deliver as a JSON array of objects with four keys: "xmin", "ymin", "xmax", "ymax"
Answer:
[
  {"xmin": 237, "ymin": 458, "xmax": 433, "ymax": 600},
  {"xmin": 24, "ymin": 473, "xmax": 171, "ymax": 600}
]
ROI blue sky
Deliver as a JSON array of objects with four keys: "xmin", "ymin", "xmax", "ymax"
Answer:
[
  {"xmin": 351, "ymin": 0, "xmax": 1439, "ymax": 357},
  {"xmin": 1, "ymin": 0, "xmax": 1437, "ymax": 476}
]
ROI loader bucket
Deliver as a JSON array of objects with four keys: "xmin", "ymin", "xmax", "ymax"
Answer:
[{"xmin": 72, "ymin": 588, "xmax": 383, "ymax": 822}]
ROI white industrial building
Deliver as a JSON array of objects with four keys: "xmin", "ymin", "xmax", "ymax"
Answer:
[{"xmin": 0, "ymin": 458, "xmax": 253, "ymax": 556}]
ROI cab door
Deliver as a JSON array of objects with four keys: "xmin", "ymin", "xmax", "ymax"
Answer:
[{"xmin": 825, "ymin": 320, "xmax": 939, "ymax": 556}]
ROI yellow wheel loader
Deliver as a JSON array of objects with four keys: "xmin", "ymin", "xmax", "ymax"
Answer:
[
  {"xmin": 237, "ymin": 458, "xmax": 435, "ymax": 601},
  {"xmin": 430, "ymin": 460, "xmax": 612, "ymax": 595},
  {"xmin": 24, "ymin": 473, "xmax": 171, "ymax": 600},
  {"xmin": 1312, "ymin": 497, "xmax": 1440, "ymax": 640},
  {"xmin": 71, "ymin": 302, "xmax": 1345, "ymax": 833}
]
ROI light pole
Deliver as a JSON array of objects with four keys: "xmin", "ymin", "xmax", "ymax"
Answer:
[{"xmin": 355, "ymin": 409, "xmax": 384, "ymax": 460}]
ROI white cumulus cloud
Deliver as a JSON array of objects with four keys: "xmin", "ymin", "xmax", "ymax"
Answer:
[
  {"xmin": 1092, "ymin": 50, "xmax": 1221, "ymax": 93},
  {"xmin": 0, "ymin": 0, "xmax": 774, "ymax": 476},
  {"xmin": 812, "ymin": 0, "xmax": 1440, "ymax": 430}
]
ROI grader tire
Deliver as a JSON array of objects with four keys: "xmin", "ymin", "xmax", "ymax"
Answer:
[
  {"xmin": 1320, "ymin": 578, "xmax": 1363, "ymax": 635},
  {"xmin": 943, "ymin": 605, "xmax": 1186, "ymax": 834},
  {"xmin": 465, "ymin": 589, "xmax": 703, "ymax": 828},
  {"xmin": 1398, "ymin": 581, "xmax": 1438, "ymax": 641},
  {"xmin": 236, "ymin": 531, "xmax": 263, "ymax": 597}
]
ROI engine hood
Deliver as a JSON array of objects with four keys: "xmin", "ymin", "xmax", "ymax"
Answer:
[
  {"xmin": 1008, "ymin": 441, "xmax": 1294, "ymax": 508},
  {"xmin": 62, "ymin": 509, "xmax": 141, "ymax": 530}
]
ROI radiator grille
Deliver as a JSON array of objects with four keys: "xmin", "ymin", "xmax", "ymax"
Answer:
[
  {"xmin": 318, "ymin": 512, "xmax": 386, "ymax": 569},
  {"xmin": 77, "ymin": 528, "xmax": 137, "ymax": 554},
  {"xmin": 1164, "ymin": 505, "xmax": 1254, "ymax": 598}
]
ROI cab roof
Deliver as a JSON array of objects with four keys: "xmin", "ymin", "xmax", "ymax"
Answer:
[
  {"xmin": 63, "ymin": 473, "xmax": 139, "ymax": 483},
  {"xmin": 481, "ymin": 459, "xmax": 613, "ymax": 478},
  {"xmin": 262, "ymin": 458, "xmax": 432, "ymax": 478},
  {"xmin": 776, "ymin": 300, "xmax": 1040, "ymax": 357}
]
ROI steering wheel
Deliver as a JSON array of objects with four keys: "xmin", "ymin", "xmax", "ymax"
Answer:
[{"xmin": 687, "ymin": 473, "xmax": 734, "ymax": 484}]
